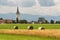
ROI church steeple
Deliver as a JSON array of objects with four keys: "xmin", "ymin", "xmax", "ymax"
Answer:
[
  {"xmin": 16, "ymin": 6, "xmax": 20, "ymax": 23},
  {"xmin": 16, "ymin": 6, "xmax": 20, "ymax": 14}
]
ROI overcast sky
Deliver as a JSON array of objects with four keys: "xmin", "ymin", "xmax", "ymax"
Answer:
[{"xmin": 0, "ymin": 0, "xmax": 60, "ymax": 16}]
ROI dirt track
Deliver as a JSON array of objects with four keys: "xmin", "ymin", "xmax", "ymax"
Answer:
[{"xmin": 0, "ymin": 29, "xmax": 60, "ymax": 38}]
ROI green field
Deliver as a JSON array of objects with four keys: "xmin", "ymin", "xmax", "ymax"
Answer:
[
  {"xmin": 0, "ymin": 24, "xmax": 60, "ymax": 29},
  {"xmin": 0, "ymin": 34, "xmax": 60, "ymax": 40}
]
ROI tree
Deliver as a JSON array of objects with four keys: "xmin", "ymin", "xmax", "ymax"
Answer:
[
  {"xmin": 55, "ymin": 21, "xmax": 60, "ymax": 24},
  {"xmin": 20, "ymin": 20, "xmax": 28, "ymax": 24},
  {"xmin": 12, "ymin": 20, "xmax": 16, "ymax": 23},
  {"xmin": 38, "ymin": 17, "xmax": 48, "ymax": 24},
  {"xmin": 0, "ymin": 18, "xmax": 3, "ymax": 20},
  {"xmin": 50, "ymin": 20, "xmax": 54, "ymax": 24}
]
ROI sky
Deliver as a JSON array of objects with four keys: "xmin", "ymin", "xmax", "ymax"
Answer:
[{"xmin": 0, "ymin": 0, "xmax": 60, "ymax": 16}]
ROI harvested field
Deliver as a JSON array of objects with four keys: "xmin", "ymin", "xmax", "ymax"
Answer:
[{"xmin": 0, "ymin": 29, "xmax": 60, "ymax": 38}]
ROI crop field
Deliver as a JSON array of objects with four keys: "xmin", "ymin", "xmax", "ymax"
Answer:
[
  {"xmin": 0, "ymin": 24, "xmax": 60, "ymax": 29},
  {"xmin": 0, "ymin": 24, "xmax": 60, "ymax": 40}
]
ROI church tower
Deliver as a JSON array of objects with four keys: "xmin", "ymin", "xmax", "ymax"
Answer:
[{"xmin": 16, "ymin": 6, "xmax": 20, "ymax": 23}]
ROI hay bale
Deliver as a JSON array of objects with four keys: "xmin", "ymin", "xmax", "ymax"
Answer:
[
  {"xmin": 14, "ymin": 26, "xmax": 18, "ymax": 29},
  {"xmin": 38, "ymin": 27, "xmax": 45, "ymax": 30},
  {"xmin": 27, "ymin": 25, "xmax": 33, "ymax": 30}
]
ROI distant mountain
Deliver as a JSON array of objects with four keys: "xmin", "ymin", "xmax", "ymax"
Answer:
[{"xmin": 0, "ymin": 13, "xmax": 60, "ymax": 22}]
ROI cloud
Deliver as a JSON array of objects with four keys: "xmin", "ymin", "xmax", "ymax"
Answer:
[
  {"xmin": 38, "ymin": 0, "xmax": 55, "ymax": 6},
  {"xmin": 54, "ymin": 0, "xmax": 60, "ymax": 4},
  {"xmin": 0, "ymin": 0, "xmax": 8, "ymax": 5},
  {"xmin": 0, "ymin": 0, "xmax": 60, "ymax": 16},
  {"xmin": 20, "ymin": 0, "xmax": 60, "ymax": 16},
  {"xmin": 20, "ymin": 0, "xmax": 35, "ymax": 7},
  {"xmin": 0, "ymin": 0, "xmax": 16, "ymax": 6},
  {"xmin": 0, "ymin": 0, "xmax": 35, "ymax": 7},
  {"xmin": 0, "ymin": 5, "xmax": 16, "ymax": 13}
]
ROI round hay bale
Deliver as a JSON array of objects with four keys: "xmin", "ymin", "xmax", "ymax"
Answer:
[
  {"xmin": 14, "ymin": 26, "xmax": 18, "ymax": 29},
  {"xmin": 38, "ymin": 27, "xmax": 45, "ymax": 30},
  {"xmin": 27, "ymin": 25, "xmax": 33, "ymax": 30}
]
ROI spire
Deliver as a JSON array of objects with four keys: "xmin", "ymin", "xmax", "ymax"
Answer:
[{"xmin": 16, "ymin": 6, "xmax": 20, "ymax": 14}]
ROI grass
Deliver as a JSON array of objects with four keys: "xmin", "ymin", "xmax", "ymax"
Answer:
[
  {"xmin": 0, "ymin": 24, "xmax": 60, "ymax": 29},
  {"xmin": 0, "ymin": 34, "xmax": 60, "ymax": 40}
]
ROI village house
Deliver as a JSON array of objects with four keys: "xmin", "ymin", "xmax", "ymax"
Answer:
[
  {"xmin": 0, "ymin": 19, "xmax": 12, "ymax": 24},
  {"xmin": 0, "ymin": 20, "xmax": 5, "ymax": 24}
]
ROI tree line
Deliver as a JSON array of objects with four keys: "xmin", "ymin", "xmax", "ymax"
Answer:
[{"xmin": 0, "ymin": 18, "xmax": 60, "ymax": 24}]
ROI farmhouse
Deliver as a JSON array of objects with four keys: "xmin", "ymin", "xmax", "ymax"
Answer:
[
  {"xmin": 0, "ymin": 19, "xmax": 12, "ymax": 24},
  {"xmin": 5, "ymin": 19, "xmax": 12, "ymax": 24},
  {"xmin": 0, "ymin": 20, "xmax": 5, "ymax": 24}
]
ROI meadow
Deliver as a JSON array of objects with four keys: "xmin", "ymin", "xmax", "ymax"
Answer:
[
  {"xmin": 0, "ymin": 24, "xmax": 60, "ymax": 29},
  {"xmin": 0, "ymin": 24, "xmax": 60, "ymax": 40}
]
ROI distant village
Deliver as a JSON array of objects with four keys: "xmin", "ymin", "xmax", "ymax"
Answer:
[{"xmin": 0, "ymin": 7, "xmax": 60, "ymax": 24}]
